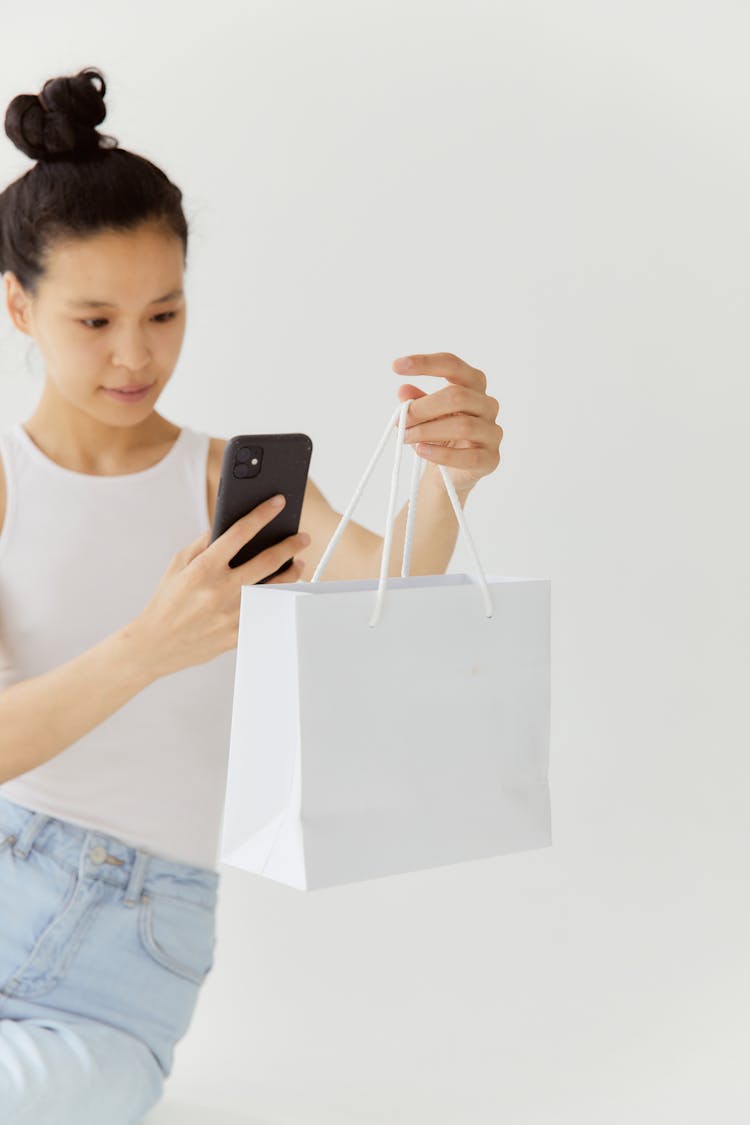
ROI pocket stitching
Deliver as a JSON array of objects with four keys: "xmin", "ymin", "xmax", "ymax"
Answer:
[{"xmin": 138, "ymin": 892, "xmax": 213, "ymax": 985}]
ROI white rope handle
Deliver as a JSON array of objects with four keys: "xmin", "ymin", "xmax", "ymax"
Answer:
[{"xmin": 310, "ymin": 399, "xmax": 495, "ymax": 626}]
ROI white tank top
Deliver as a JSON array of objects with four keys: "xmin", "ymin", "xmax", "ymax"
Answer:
[{"xmin": 0, "ymin": 421, "xmax": 237, "ymax": 871}]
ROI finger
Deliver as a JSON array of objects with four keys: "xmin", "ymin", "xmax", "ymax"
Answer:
[
  {"xmin": 267, "ymin": 558, "xmax": 305, "ymax": 585},
  {"xmin": 170, "ymin": 529, "xmax": 212, "ymax": 573},
  {"xmin": 203, "ymin": 494, "xmax": 287, "ymax": 567},
  {"xmin": 398, "ymin": 385, "xmax": 499, "ymax": 430},
  {"xmin": 234, "ymin": 530, "xmax": 310, "ymax": 584},
  {"xmin": 188, "ymin": 528, "xmax": 213, "ymax": 559},
  {"xmin": 392, "ymin": 352, "xmax": 488, "ymax": 393},
  {"xmin": 404, "ymin": 418, "xmax": 503, "ymax": 447},
  {"xmin": 415, "ymin": 445, "xmax": 500, "ymax": 469}
]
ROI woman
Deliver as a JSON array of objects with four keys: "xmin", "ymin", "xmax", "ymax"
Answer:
[
  {"xmin": 0, "ymin": 65, "xmax": 315, "ymax": 1124},
  {"xmin": 0, "ymin": 65, "xmax": 501, "ymax": 1124}
]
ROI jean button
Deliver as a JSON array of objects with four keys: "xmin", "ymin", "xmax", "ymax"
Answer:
[{"xmin": 89, "ymin": 845, "xmax": 108, "ymax": 864}]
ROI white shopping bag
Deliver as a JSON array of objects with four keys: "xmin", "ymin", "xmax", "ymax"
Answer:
[{"xmin": 220, "ymin": 399, "xmax": 551, "ymax": 890}]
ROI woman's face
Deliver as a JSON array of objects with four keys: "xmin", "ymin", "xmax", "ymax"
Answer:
[{"xmin": 4, "ymin": 222, "xmax": 187, "ymax": 423}]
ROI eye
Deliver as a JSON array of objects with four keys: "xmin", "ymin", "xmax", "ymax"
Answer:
[{"xmin": 79, "ymin": 311, "xmax": 179, "ymax": 330}]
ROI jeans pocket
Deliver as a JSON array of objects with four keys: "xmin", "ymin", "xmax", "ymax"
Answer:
[{"xmin": 137, "ymin": 892, "xmax": 217, "ymax": 985}]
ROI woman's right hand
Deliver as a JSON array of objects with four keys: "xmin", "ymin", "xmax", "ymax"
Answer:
[{"xmin": 132, "ymin": 495, "xmax": 311, "ymax": 677}]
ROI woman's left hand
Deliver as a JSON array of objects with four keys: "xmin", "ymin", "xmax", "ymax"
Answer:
[{"xmin": 392, "ymin": 352, "xmax": 503, "ymax": 495}]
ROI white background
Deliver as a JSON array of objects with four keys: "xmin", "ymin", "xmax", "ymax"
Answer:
[{"xmin": 1, "ymin": 2, "xmax": 748, "ymax": 1122}]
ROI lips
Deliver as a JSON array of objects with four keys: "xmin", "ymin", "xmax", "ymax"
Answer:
[
  {"xmin": 101, "ymin": 383, "xmax": 154, "ymax": 403},
  {"xmin": 106, "ymin": 383, "xmax": 152, "ymax": 392}
]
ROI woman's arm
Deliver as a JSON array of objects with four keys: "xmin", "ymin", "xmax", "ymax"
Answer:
[{"xmin": 0, "ymin": 620, "xmax": 159, "ymax": 784}]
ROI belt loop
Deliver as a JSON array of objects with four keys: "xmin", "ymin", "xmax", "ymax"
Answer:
[
  {"xmin": 123, "ymin": 848, "xmax": 150, "ymax": 908},
  {"xmin": 12, "ymin": 812, "xmax": 50, "ymax": 859}
]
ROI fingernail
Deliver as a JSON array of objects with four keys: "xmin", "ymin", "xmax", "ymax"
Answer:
[
  {"xmin": 394, "ymin": 357, "xmax": 414, "ymax": 371},
  {"xmin": 270, "ymin": 494, "xmax": 286, "ymax": 507},
  {"xmin": 299, "ymin": 532, "xmax": 311, "ymax": 546}
]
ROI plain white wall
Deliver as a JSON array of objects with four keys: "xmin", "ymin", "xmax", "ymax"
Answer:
[{"xmin": 1, "ymin": 2, "xmax": 748, "ymax": 1122}]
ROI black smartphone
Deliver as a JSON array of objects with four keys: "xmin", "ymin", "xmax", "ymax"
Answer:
[{"xmin": 210, "ymin": 433, "xmax": 313, "ymax": 581}]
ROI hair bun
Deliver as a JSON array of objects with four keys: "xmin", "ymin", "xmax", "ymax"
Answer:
[{"xmin": 4, "ymin": 66, "xmax": 118, "ymax": 163}]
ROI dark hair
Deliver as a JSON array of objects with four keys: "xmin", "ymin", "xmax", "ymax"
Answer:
[{"xmin": 0, "ymin": 66, "xmax": 188, "ymax": 299}]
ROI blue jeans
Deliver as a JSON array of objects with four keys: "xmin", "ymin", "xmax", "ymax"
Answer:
[{"xmin": 0, "ymin": 794, "xmax": 220, "ymax": 1124}]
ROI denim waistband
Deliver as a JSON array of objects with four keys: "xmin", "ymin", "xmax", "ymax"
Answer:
[{"xmin": 0, "ymin": 795, "xmax": 219, "ymax": 910}]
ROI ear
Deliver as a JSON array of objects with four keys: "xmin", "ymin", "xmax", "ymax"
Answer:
[{"xmin": 4, "ymin": 272, "xmax": 33, "ymax": 337}]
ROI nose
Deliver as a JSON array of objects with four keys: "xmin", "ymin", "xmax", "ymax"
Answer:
[{"xmin": 111, "ymin": 327, "xmax": 151, "ymax": 371}]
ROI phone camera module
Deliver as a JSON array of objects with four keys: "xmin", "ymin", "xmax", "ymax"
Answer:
[{"xmin": 233, "ymin": 443, "xmax": 263, "ymax": 479}]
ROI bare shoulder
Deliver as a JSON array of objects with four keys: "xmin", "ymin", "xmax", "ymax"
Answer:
[
  {"xmin": 208, "ymin": 435, "xmax": 228, "ymax": 471},
  {"xmin": 207, "ymin": 435, "xmax": 230, "ymax": 492},
  {"xmin": 206, "ymin": 436, "xmax": 228, "ymax": 529}
]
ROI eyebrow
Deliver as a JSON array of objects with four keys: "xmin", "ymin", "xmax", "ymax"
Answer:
[{"xmin": 65, "ymin": 288, "xmax": 184, "ymax": 309}]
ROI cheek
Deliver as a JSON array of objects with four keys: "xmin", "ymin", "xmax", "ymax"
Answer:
[
  {"xmin": 54, "ymin": 330, "xmax": 107, "ymax": 387},
  {"xmin": 158, "ymin": 322, "xmax": 186, "ymax": 362},
  {"xmin": 57, "ymin": 323, "xmax": 97, "ymax": 350},
  {"xmin": 167, "ymin": 317, "xmax": 186, "ymax": 346}
]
